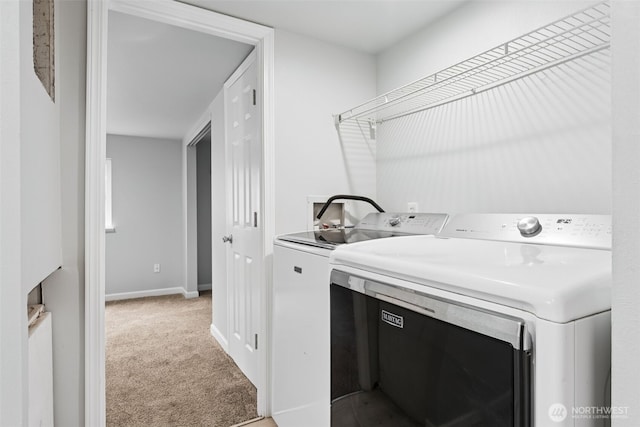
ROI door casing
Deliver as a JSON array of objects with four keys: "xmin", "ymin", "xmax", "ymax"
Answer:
[{"xmin": 85, "ymin": 1, "xmax": 275, "ymax": 425}]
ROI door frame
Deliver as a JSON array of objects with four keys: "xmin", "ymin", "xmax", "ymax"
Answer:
[
  {"xmin": 85, "ymin": 1, "xmax": 275, "ymax": 425},
  {"xmin": 185, "ymin": 121, "xmax": 212, "ymax": 300}
]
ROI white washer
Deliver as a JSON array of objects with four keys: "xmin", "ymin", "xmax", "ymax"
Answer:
[
  {"xmin": 329, "ymin": 214, "xmax": 612, "ymax": 427},
  {"xmin": 271, "ymin": 213, "xmax": 448, "ymax": 427}
]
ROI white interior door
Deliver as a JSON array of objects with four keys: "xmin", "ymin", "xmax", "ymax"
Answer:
[{"xmin": 224, "ymin": 51, "xmax": 262, "ymax": 386}]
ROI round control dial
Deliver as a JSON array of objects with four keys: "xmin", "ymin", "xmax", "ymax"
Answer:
[
  {"xmin": 388, "ymin": 216, "xmax": 401, "ymax": 226},
  {"xmin": 517, "ymin": 216, "xmax": 542, "ymax": 237}
]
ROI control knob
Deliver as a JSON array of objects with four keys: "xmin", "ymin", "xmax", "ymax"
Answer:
[
  {"xmin": 517, "ymin": 216, "xmax": 542, "ymax": 237},
  {"xmin": 388, "ymin": 216, "xmax": 401, "ymax": 226}
]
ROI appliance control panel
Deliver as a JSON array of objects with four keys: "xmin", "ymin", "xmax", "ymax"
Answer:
[
  {"xmin": 438, "ymin": 214, "xmax": 612, "ymax": 249},
  {"xmin": 354, "ymin": 212, "xmax": 449, "ymax": 235}
]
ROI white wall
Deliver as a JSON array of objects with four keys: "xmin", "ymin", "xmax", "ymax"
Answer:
[
  {"xmin": 0, "ymin": 0, "xmax": 89, "ymax": 425},
  {"xmin": 611, "ymin": 1, "xmax": 640, "ymax": 424},
  {"xmin": 273, "ymin": 29, "xmax": 377, "ymax": 234},
  {"xmin": 20, "ymin": 0, "xmax": 63, "ymax": 293},
  {"xmin": 375, "ymin": 1, "xmax": 610, "ymax": 215},
  {"xmin": 377, "ymin": 1, "xmax": 596, "ymax": 95},
  {"xmin": 40, "ymin": 1, "xmax": 87, "ymax": 424},
  {"xmin": 0, "ymin": 0, "xmax": 27, "ymax": 424},
  {"xmin": 2, "ymin": 0, "xmax": 73, "ymax": 424},
  {"xmin": 105, "ymin": 135, "xmax": 184, "ymax": 298}
]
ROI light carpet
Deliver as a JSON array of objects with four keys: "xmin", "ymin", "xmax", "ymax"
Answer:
[{"xmin": 106, "ymin": 292, "xmax": 258, "ymax": 426}]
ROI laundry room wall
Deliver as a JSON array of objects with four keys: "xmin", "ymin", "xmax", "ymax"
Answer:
[
  {"xmin": 19, "ymin": 0, "xmax": 63, "ymax": 293},
  {"xmin": 105, "ymin": 134, "xmax": 184, "ymax": 299},
  {"xmin": 374, "ymin": 1, "xmax": 611, "ymax": 215},
  {"xmin": 35, "ymin": 1, "xmax": 87, "ymax": 425},
  {"xmin": 611, "ymin": 0, "xmax": 640, "ymax": 420},
  {"xmin": 273, "ymin": 29, "xmax": 377, "ymax": 234}
]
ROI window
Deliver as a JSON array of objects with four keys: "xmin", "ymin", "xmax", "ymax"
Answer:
[{"xmin": 105, "ymin": 158, "xmax": 114, "ymax": 232}]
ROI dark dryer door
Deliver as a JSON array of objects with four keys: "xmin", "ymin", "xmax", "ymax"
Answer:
[{"xmin": 330, "ymin": 270, "xmax": 531, "ymax": 427}]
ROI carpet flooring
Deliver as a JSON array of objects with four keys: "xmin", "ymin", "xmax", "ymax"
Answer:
[{"xmin": 106, "ymin": 292, "xmax": 258, "ymax": 426}]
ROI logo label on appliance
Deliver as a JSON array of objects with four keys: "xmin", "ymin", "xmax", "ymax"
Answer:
[{"xmin": 381, "ymin": 310, "xmax": 404, "ymax": 328}]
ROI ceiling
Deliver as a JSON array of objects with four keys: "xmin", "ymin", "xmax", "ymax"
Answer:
[
  {"xmin": 107, "ymin": 1, "xmax": 466, "ymax": 140},
  {"xmin": 106, "ymin": 10, "xmax": 253, "ymax": 140},
  {"xmin": 180, "ymin": 0, "xmax": 467, "ymax": 54}
]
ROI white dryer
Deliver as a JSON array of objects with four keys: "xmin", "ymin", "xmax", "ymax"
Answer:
[{"xmin": 329, "ymin": 214, "xmax": 612, "ymax": 427}]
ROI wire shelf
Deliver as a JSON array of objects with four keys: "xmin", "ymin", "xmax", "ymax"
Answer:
[{"xmin": 335, "ymin": 1, "xmax": 610, "ymax": 126}]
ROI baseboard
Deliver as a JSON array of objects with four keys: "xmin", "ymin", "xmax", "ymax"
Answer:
[
  {"xmin": 198, "ymin": 283, "xmax": 212, "ymax": 292},
  {"xmin": 210, "ymin": 323, "xmax": 229, "ymax": 353},
  {"xmin": 106, "ymin": 287, "xmax": 186, "ymax": 302}
]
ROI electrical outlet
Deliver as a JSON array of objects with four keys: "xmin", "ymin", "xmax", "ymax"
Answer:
[
  {"xmin": 153, "ymin": 263, "xmax": 160, "ymax": 273},
  {"xmin": 408, "ymin": 202, "xmax": 418, "ymax": 213}
]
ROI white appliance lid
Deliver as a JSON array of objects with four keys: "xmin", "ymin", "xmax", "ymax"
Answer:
[{"xmin": 329, "ymin": 235, "xmax": 611, "ymax": 323}]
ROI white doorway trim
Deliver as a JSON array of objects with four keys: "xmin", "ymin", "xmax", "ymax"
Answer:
[
  {"xmin": 85, "ymin": 1, "xmax": 275, "ymax": 425},
  {"xmin": 184, "ymin": 121, "xmax": 212, "ymax": 303}
]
